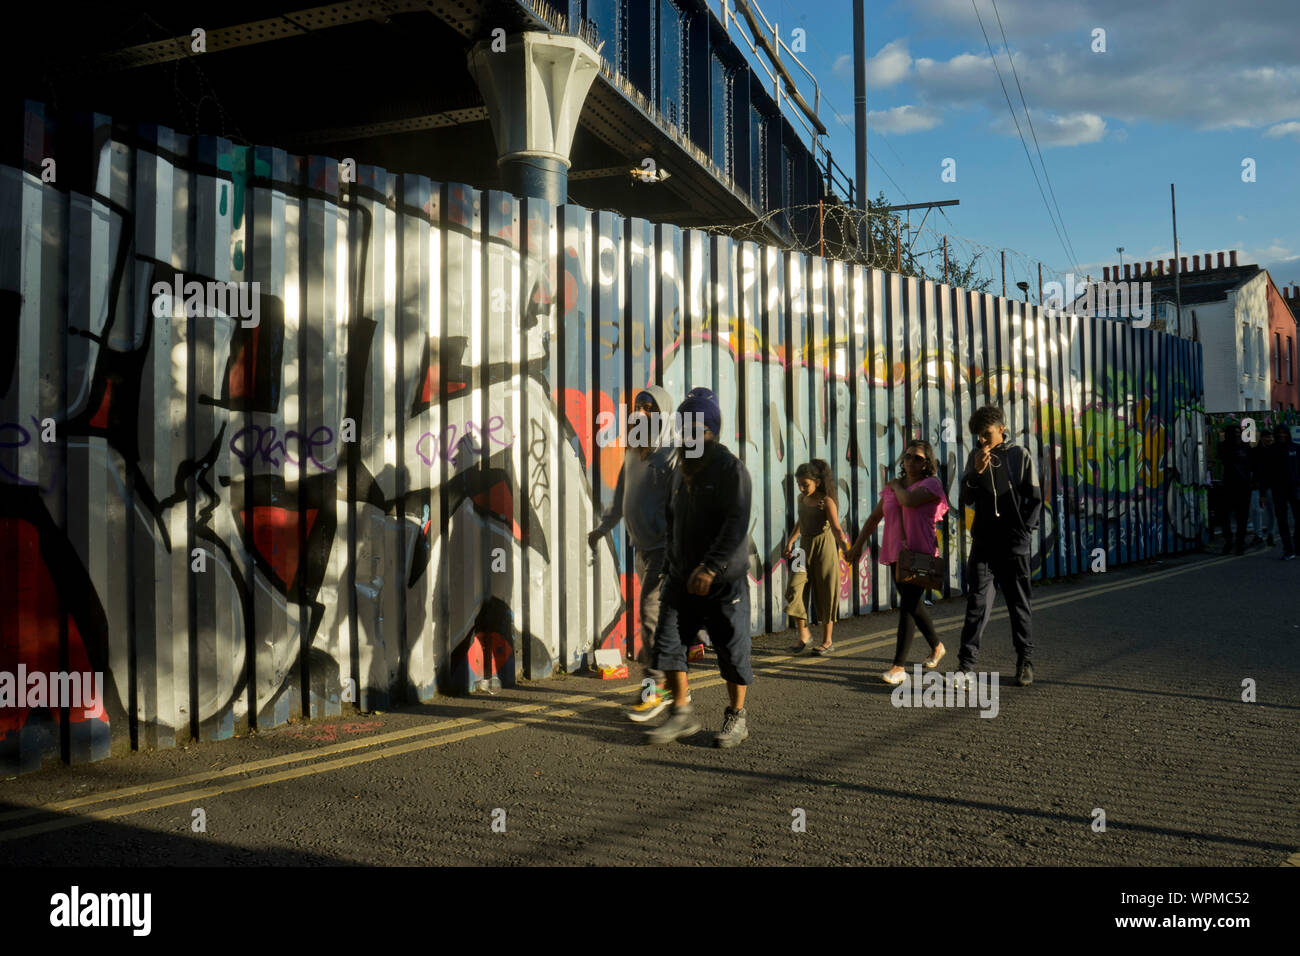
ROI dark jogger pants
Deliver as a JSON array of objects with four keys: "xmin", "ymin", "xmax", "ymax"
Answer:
[
  {"xmin": 1220, "ymin": 484, "xmax": 1250, "ymax": 551},
  {"xmin": 891, "ymin": 565, "xmax": 941, "ymax": 667},
  {"xmin": 956, "ymin": 547, "xmax": 1033, "ymax": 671},
  {"xmin": 1273, "ymin": 486, "xmax": 1300, "ymax": 555}
]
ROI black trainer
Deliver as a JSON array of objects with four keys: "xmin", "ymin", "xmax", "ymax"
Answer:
[{"xmin": 1015, "ymin": 658, "xmax": 1034, "ymax": 687}]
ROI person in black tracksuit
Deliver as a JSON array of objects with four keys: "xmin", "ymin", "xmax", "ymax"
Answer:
[
  {"xmin": 1260, "ymin": 424, "xmax": 1300, "ymax": 559},
  {"xmin": 645, "ymin": 389, "xmax": 754, "ymax": 748},
  {"xmin": 954, "ymin": 405, "xmax": 1043, "ymax": 688},
  {"xmin": 1218, "ymin": 424, "xmax": 1252, "ymax": 555}
]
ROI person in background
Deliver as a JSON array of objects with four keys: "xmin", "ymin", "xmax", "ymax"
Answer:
[
  {"xmin": 847, "ymin": 439, "xmax": 949, "ymax": 684},
  {"xmin": 682, "ymin": 386, "xmax": 720, "ymax": 662},
  {"xmin": 588, "ymin": 387, "xmax": 680, "ymax": 722},
  {"xmin": 1218, "ymin": 423, "xmax": 1252, "ymax": 555},
  {"xmin": 952, "ymin": 406, "xmax": 1042, "ymax": 689},
  {"xmin": 783, "ymin": 459, "xmax": 850, "ymax": 656},
  {"xmin": 1249, "ymin": 430, "xmax": 1276, "ymax": 547},
  {"xmin": 644, "ymin": 390, "xmax": 755, "ymax": 749},
  {"xmin": 1260, "ymin": 424, "xmax": 1300, "ymax": 560}
]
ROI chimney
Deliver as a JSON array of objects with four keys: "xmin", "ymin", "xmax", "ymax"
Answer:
[
  {"xmin": 1193, "ymin": 254, "xmax": 1201, "ymax": 270},
  {"xmin": 1103, "ymin": 266, "xmax": 1110, "ymax": 281},
  {"xmin": 1144, "ymin": 260, "xmax": 1153, "ymax": 277},
  {"xmin": 1181, "ymin": 256, "xmax": 1189, "ymax": 272},
  {"xmin": 1230, "ymin": 250, "xmax": 1238, "ymax": 267},
  {"xmin": 1157, "ymin": 260, "xmax": 1164, "ymax": 275},
  {"xmin": 1217, "ymin": 251, "xmax": 1225, "ymax": 268},
  {"xmin": 1168, "ymin": 258, "xmax": 1177, "ymax": 273}
]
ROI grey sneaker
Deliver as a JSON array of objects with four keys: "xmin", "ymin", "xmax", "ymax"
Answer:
[
  {"xmin": 644, "ymin": 705, "xmax": 701, "ymax": 745},
  {"xmin": 713, "ymin": 707, "xmax": 748, "ymax": 749}
]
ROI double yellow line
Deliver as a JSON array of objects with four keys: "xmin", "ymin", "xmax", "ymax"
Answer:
[{"xmin": 0, "ymin": 552, "xmax": 1241, "ymax": 843}]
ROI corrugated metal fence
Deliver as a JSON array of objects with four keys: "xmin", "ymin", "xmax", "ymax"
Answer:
[{"xmin": 0, "ymin": 101, "xmax": 1207, "ymax": 773}]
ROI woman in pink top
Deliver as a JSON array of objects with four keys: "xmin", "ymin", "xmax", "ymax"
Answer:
[{"xmin": 847, "ymin": 439, "xmax": 950, "ymax": 684}]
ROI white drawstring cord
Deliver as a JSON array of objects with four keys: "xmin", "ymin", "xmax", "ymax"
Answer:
[{"xmin": 985, "ymin": 448, "xmax": 1002, "ymax": 517}]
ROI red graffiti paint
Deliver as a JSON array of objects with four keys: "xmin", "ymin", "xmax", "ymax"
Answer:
[
  {"xmin": 288, "ymin": 719, "xmax": 382, "ymax": 742},
  {"xmin": 558, "ymin": 389, "xmax": 623, "ymax": 483},
  {"xmin": 560, "ymin": 389, "xmax": 592, "ymax": 464},
  {"xmin": 466, "ymin": 631, "xmax": 512, "ymax": 682},
  {"xmin": 0, "ymin": 518, "xmax": 104, "ymax": 734},
  {"xmin": 226, "ymin": 325, "xmax": 260, "ymax": 399},
  {"xmin": 418, "ymin": 362, "xmax": 467, "ymax": 404},
  {"xmin": 240, "ymin": 506, "xmax": 319, "ymax": 589},
  {"xmin": 89, "ymin": 379, "xmax": 113, "ymax": 430},
  {"xmin": 471, "ymin": 481, "xmax": 523, "ymax": 539}
]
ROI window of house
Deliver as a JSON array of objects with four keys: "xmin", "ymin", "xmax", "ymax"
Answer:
[
  {"xmin": 1277, "ymin": 331, "xmax": 1283, "ymax": 380},
  {"xmin": 1289, "ymin": 336, "xmax": 1294, "ymax": 384}
]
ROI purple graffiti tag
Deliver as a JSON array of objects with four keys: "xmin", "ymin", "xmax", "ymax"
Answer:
[
  {"xmin": 0, "ymin": 417, "xmax": 53, "ymax": 487},
  {"xmin": 229, "ymin": 424, "xmax": 336, "ymax": 471},
  {"xmin": 414, "ymin": 415, "xmax": 513, "ymax": 467}
]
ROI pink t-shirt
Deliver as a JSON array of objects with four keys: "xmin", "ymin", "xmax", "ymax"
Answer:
[{"xmin": 878, "ymin": 476, "xmax": 948, "ymax": 565}]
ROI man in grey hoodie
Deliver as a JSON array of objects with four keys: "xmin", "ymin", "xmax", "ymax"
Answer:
[{"xmin": 588, "ymin": 386, "xmax": 682, "ymax": 721}]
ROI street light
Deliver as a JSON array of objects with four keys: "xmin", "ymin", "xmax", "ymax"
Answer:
[
  {"xmin": 1117, "ymin": 246, "xmax": 1125, "ymax": 275},
  {"xmin": 1016, "ymin": 280, "xmax": 1029, "ymax": 303}
]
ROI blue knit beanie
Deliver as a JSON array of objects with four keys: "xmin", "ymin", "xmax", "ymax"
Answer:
[{"xmin": 678, "ymin": 390, "xmax": 721, "ymax": 439}]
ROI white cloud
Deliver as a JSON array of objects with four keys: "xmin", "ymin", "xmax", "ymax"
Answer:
[
  {"xmin": 991, "ymin": 110, "xmax": 1107, "ymax": 146},
  {"xmin": 867, "ymin": 105, "xmax": 943, "ymax": 134},
  {"xmin": 1264, "ymin": 121, "xmax": 1300, "ymax": 141},
  {"xmin": 894, "ymin": 1, "xmax": 1300, "ymax": 133},
  {"xmin": 867, "ymin": 39, "xmax": 913, "ymax": 88},
  {"xmin": 832, "ymin": 54, "xmax": 852, "ymax": 83}
]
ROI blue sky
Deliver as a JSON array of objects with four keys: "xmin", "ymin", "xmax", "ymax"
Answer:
[{"xmin": 710, "ymin": 0, "xmax": 1300, "ymax": 289}]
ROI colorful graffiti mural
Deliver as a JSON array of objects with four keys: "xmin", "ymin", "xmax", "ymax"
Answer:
[{"xmin": 0, "ymin": 101, "xmax": 1206, "ymax": 774}]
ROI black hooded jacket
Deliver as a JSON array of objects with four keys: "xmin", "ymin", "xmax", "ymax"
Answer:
[
  {"xmin": 958, "ymin": 441, "xmax": 1042, "ymax": 555},
  {"xmin": 663, "ymin": 440, "xmax": 753, "ymax": 589}
]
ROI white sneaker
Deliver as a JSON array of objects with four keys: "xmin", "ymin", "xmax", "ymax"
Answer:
[{"xmin": 946, "ymin": 671, "xmax": 974, "ymax": 690}]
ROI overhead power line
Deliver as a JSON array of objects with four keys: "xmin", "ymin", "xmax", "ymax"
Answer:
[
  {"xmin": 970, "ymin": 0, "xmax": 1077, "ymax": 276},
  {"xmin": 989, "ymin": 0, "xmax": 1082, "ymax": 275}
]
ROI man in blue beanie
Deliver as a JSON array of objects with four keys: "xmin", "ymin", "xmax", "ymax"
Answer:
[{"xmin": 645, "ymin": 388, "xmax": 754, "ymax": 748}]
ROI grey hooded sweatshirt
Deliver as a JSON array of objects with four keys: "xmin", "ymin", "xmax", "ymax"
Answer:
[{"xmin": 592, "ymin": 384, "xmax": 678, "ymax": 553}]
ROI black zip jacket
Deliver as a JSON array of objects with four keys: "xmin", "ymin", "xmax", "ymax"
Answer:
[
  {"xmin": 958, "ymin": 441, "xmax": 1042, "ymax": 555},
  {"xmin": 1259, "ymin": 441, "xmax": 1300, "ymax": 492},
  {"xmin": 663, "ymin": 441, "xmax": 753, "ymax": 589},
  {"xmin": 1218, "ymin": 438, "xmax": 1250, "ymax": 486}
]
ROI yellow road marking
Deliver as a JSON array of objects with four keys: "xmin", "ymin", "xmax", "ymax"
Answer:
[{"xmin": 0, "ymin": 552, "xmax": 1239, "ymax": 839}]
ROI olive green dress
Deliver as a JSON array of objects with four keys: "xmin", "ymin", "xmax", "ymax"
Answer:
[{"xmin": 785, "ymin": 495, "xmax": 840, "ymax": 623}]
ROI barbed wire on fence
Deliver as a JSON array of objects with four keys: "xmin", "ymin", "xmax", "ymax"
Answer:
[{"xmin": 701, "ymin": 202, "xmax": 1080, "ymax": 303}]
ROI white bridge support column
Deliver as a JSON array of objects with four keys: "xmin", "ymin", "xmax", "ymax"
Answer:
[{"xmin": 468, "ymin": 32, "xmax": 601, "ymax": 205}]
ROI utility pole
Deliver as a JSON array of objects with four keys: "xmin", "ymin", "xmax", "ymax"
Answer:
[
  {"xmin": 1171, "ymin": 184, "xmax": 1182, "ymax": 335},
  {"xmin": 853, "ymin": 0, "xmax": 867, "ymax": 257}
]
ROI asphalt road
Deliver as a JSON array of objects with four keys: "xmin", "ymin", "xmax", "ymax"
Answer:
[{"xmin": 3, "ymin": 546, "xmax": 1298, "ymax": 866}]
